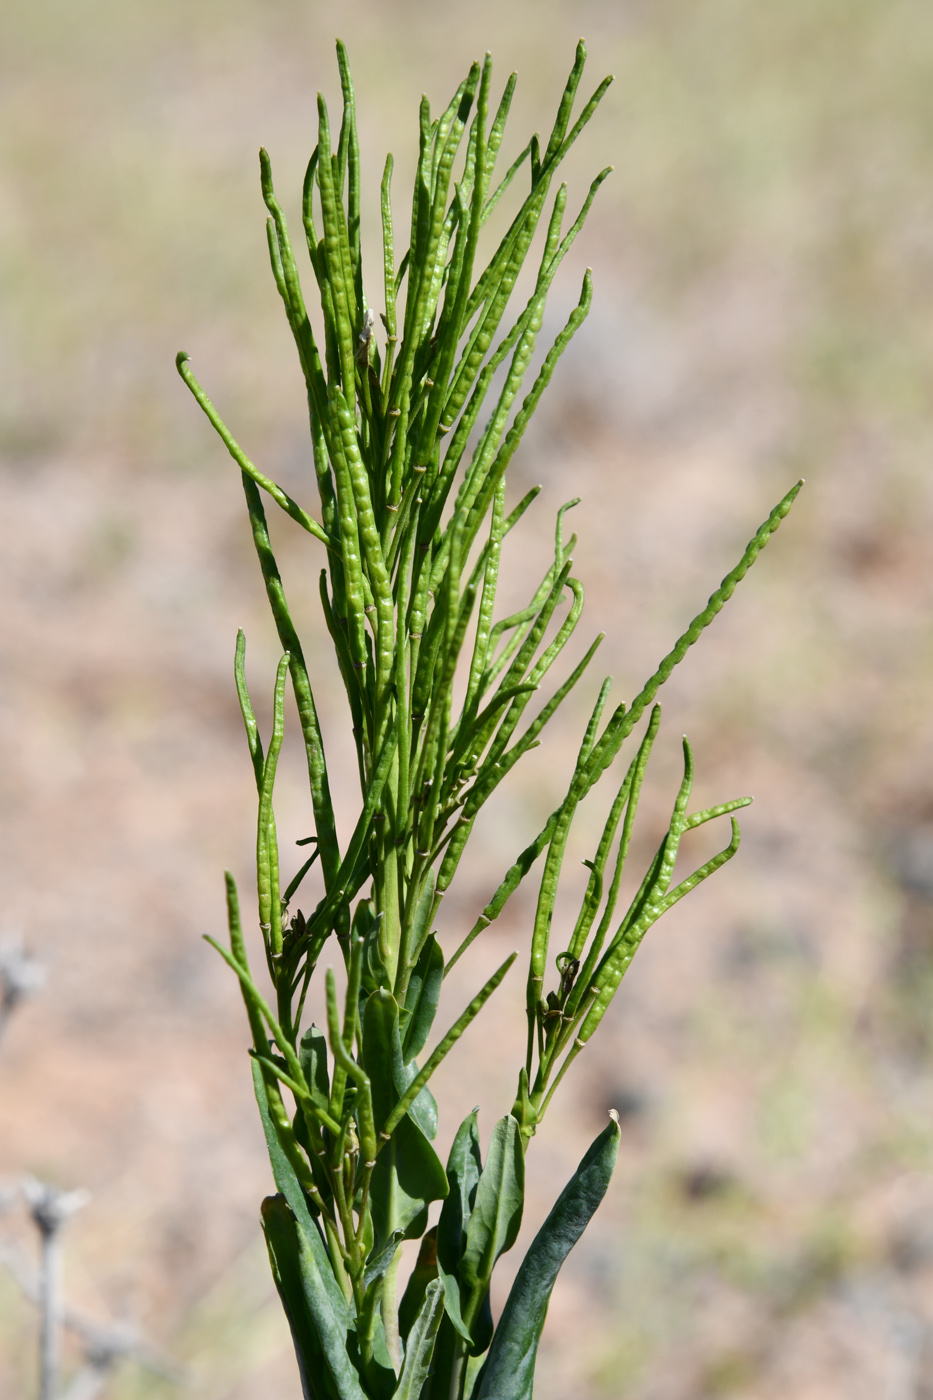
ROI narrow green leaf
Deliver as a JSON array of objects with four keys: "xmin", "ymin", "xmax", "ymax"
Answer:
[
  {"xmin": 262, "ymin": 1195, "xmax": 342, "ymax": 1400},
  {"xmin": 298, "ymin": 1025, "xmax": 331, "ymax": 1113},
  {"xmin": 364, "ymin": 1229, "xmax": 405, "ymax": 1291},
  {"xmin": 460, "ymin": 1115, "xmax": 524, "ymax": 1296},
  {"xmin": 252, "ymin": 1067, "xmax": 368, "ymax": 1400},
  {"xmin": 391, "ymin": 1278, "xmax": 445, "ymax": 1400},
  {"xmin": 474, "ymin": 1115, "xmax": 621, "ymax": 1400},
  {"xmin": 363, "ymin": 990, "xmax": 449, "ymax": 1248},
  {"xmin": 436, "ymin": 1109, "xmax": 483, "ymax": 1345},
  {"xmin": 398, "ymin": 1227, "xmax": 438, "ymax": 1342},
  {"xmin": 401, "ymin": 933, "xmax": 444, "ymax": 1061}
]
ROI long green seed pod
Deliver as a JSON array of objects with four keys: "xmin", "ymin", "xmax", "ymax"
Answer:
[
  {"xmin": 257, "ymin": 654, "xmax": 290, "ymax": 957},
  {"xmin": 176, "ymin": 354, "xmax": 330, "ymax": 546}
]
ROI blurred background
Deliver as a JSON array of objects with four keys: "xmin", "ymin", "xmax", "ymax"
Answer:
[{"xmin": 2, "ymin": 0, "xmax": 933, "ymax": 1396}]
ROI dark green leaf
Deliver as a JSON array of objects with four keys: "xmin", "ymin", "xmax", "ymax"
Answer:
[
  {"xmin": 363, "ymin": 990, "xmax": 449, "ymax": 1249},
  {"xmin": 420, "ymin": 1315, "xmax": 457, "ymax": 1400},
  {"xmin": 364, "ymin": 1229, "xmax": 405, "ymax": 1290},
  {"xmin": 252, "ymin": 1062, "xmax": 348, "ymax": 1325},
  {"xmin": 363, "ymin": 989, "xmax": 400, "ymax": 1124},
  {"xmin": 391, "ymin": 1278, "xmax": 445, "ymax": 1399},
  {"xmin": 393, "ymin": 991, "xmax": 440, "ymax": 1141},
  {"xmin": 474, "ymin": 1116, "xmax": 621, "ymax": 1400},
  {"xmin": 402, "ymin": 933, "xmax": 444, "ymax": 1060},
  {"xmin": 408, "ymin": 869, "xmax": 437, "ymax": 967},
  {"xmin": 436, "ymin": 1109, "xmax": 482, "ymax": 1342},
  {"xmin": 262, "ymin": 1195, "xmax": 339, "ymax": 1400},
  {"xmin": 461, "ymin": 1115, "xmax": 524, "ymax": 1295},
  {"xmin": 298, "ymin": 1024, "xmax": 331, "ymax": 1111},
  {"xmin": 398, "ymin": 1226, "xmax": 438, "ymax": 1342},
  {"xmin": 260, "ymin": 1196, "xmax": 366, "ymax": 1400},
  {"xmin": 347, "ymin": 1316, "xmax": 397, "ymax": 1400},
  {"xmin": 395, "ymin": 1059, "xmax": 439, "ymax": 1142},
  {"xmin": 370, "ymin": 1117, "xmax": 448, "ymax": 1250}
]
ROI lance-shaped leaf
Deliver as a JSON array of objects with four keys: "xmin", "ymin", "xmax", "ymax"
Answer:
[
  {"xmin": 401, "ymin": 931, "xmax": 444, "ymax": 1062},
  {"xmin": 474, "ymin": 1115, "xmax": 621, "ymax": 1400},
  {"xmin": 391, "ymin": 1278, "xmax": 446, "ymax": 1400},
  {"xmin": 398, "ymin": 1227, "xmax": 438, "ymax": 1342},
  {"xmin": 253, "ymin": 1066, "xmax": 366, "ymax": 1400},
  {"xmin": 393, "ymin": 1048, "xmax": 439, "ymax": 1142},
  {"xmin": 262, "ymin": 1195, "xmax": 343, "ymax": 1400},
  {"xmin": 298, "ymin": 1024, "xmax": 332, "ymax": 1114},
  {"xmin": 459, "ymin": 1114, "xmax": 524, "ymax": 1343},
  {"xmin": 436, "ymin": 1109, "xmax": 483, "ymax": 1344},
  {"xmin": 363, "ymin": 1229, "xmax": 405, "ymax": 1291},
  {"xmin": 363, "ymin": 989, "xmax": 449, "ymax": 1249}
]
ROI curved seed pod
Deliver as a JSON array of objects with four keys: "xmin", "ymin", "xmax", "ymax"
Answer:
[
  {"xmin": 565, "ymin": 766, "xmax": 632, "ymax": 964},
  {"xmin": 577, "ymin": 816, "xmax": 744, "ymax": 1049},
  {"xmin": 583, "ymin": 480, "xmax": 803, "ymax": 790},
  {"xmin": 234, "ymin": 630, "xmax": 264, "ymax": 791},
  {"xmin": 176, "ymin": 354, "xmax": 330, "ymax": 546},
  {"xmin": 563, "ymin": 706, "xmax": 662, "ymax": 1017},
  {"xmin": 240, "ymin": 476, "xmax": 341, "ymax": 891}
]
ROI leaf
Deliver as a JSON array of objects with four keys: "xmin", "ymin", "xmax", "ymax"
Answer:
[
  {"xmin": 364, "ymin": 1229, "xmax": 405, "ymax": 1291},
  {"xmin": 262, "ymin": 1195, "xmax": 338, "ymax": 1400},
  {"xmin": 298, "ymin": 1024, "xmax": 331, "ymax": 1111},
  {"xmin": 402, "ymin": 933, "xmax": 444, "ymax": 1060},
  {"xmin": 460, "ymin": 1115, "xmax": 524, "ymax": 1294},
  {"xmin": 252, "ymin": 1062, "xmax": 348, "ymax": 1325},
  {"xmin": 398, "ymin": 1226, "xmax": 438, "ymax": 1342},
  {"xmin": 391, "ymin": 1278, "xmax": 445, "ymax": 1400},
  {"xmin": 260, "ymin": 1200, "xmax": 367, "ymax": 1400},
  {"xmin": 419, "ymin": 1315, "xmax": 457, "ymax": 1400},
  {"xmin": 473, "ymin": 1115, "xmax": 621, "ymax": 1400},
  {"xmin": 408, "ymin": 870, "xmax": 437, "ymax": 972},
  {"xmin": 394, "ymin": 968, "xmax": 441, "ymax": 1141},
  {"xmin": 347, "ymin": 1315, "xmax": 397, "ymax": 1400},
  {"xmin": 394, "ymin": 1058, "xmax": 439, "ymax": 1142},
  {"xmin": 363, "ymin": 991, "xmax": 449, "ymax": 1249},
  {"xmin": 363, "ymin": 989, "xmax": 402, "ymax": 1122},
  {"xmin": 370, "ymin": 1118, "xmax": 448, "ymax": 1250},
  {"xmin": 436, "ymin": 1109, "xmax": 482, "ymax": 1343}
]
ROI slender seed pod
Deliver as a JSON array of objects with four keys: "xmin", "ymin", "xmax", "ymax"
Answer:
[
  {"xmin": 257, "ymin": 654, "xmax": 290, "ymax": 956},
  {"xmin": 316, "ymin": 95, "xmax": 360, "ymax": 399}
]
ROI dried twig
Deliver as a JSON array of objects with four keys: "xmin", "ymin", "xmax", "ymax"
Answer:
[
  {"xmin": 0, "ymin": 933, "xmax": 46, "ymax": 1050},
  {"xmin": 2, "ymin": 1188, "xmax": 185, "ymax": 1398}
]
